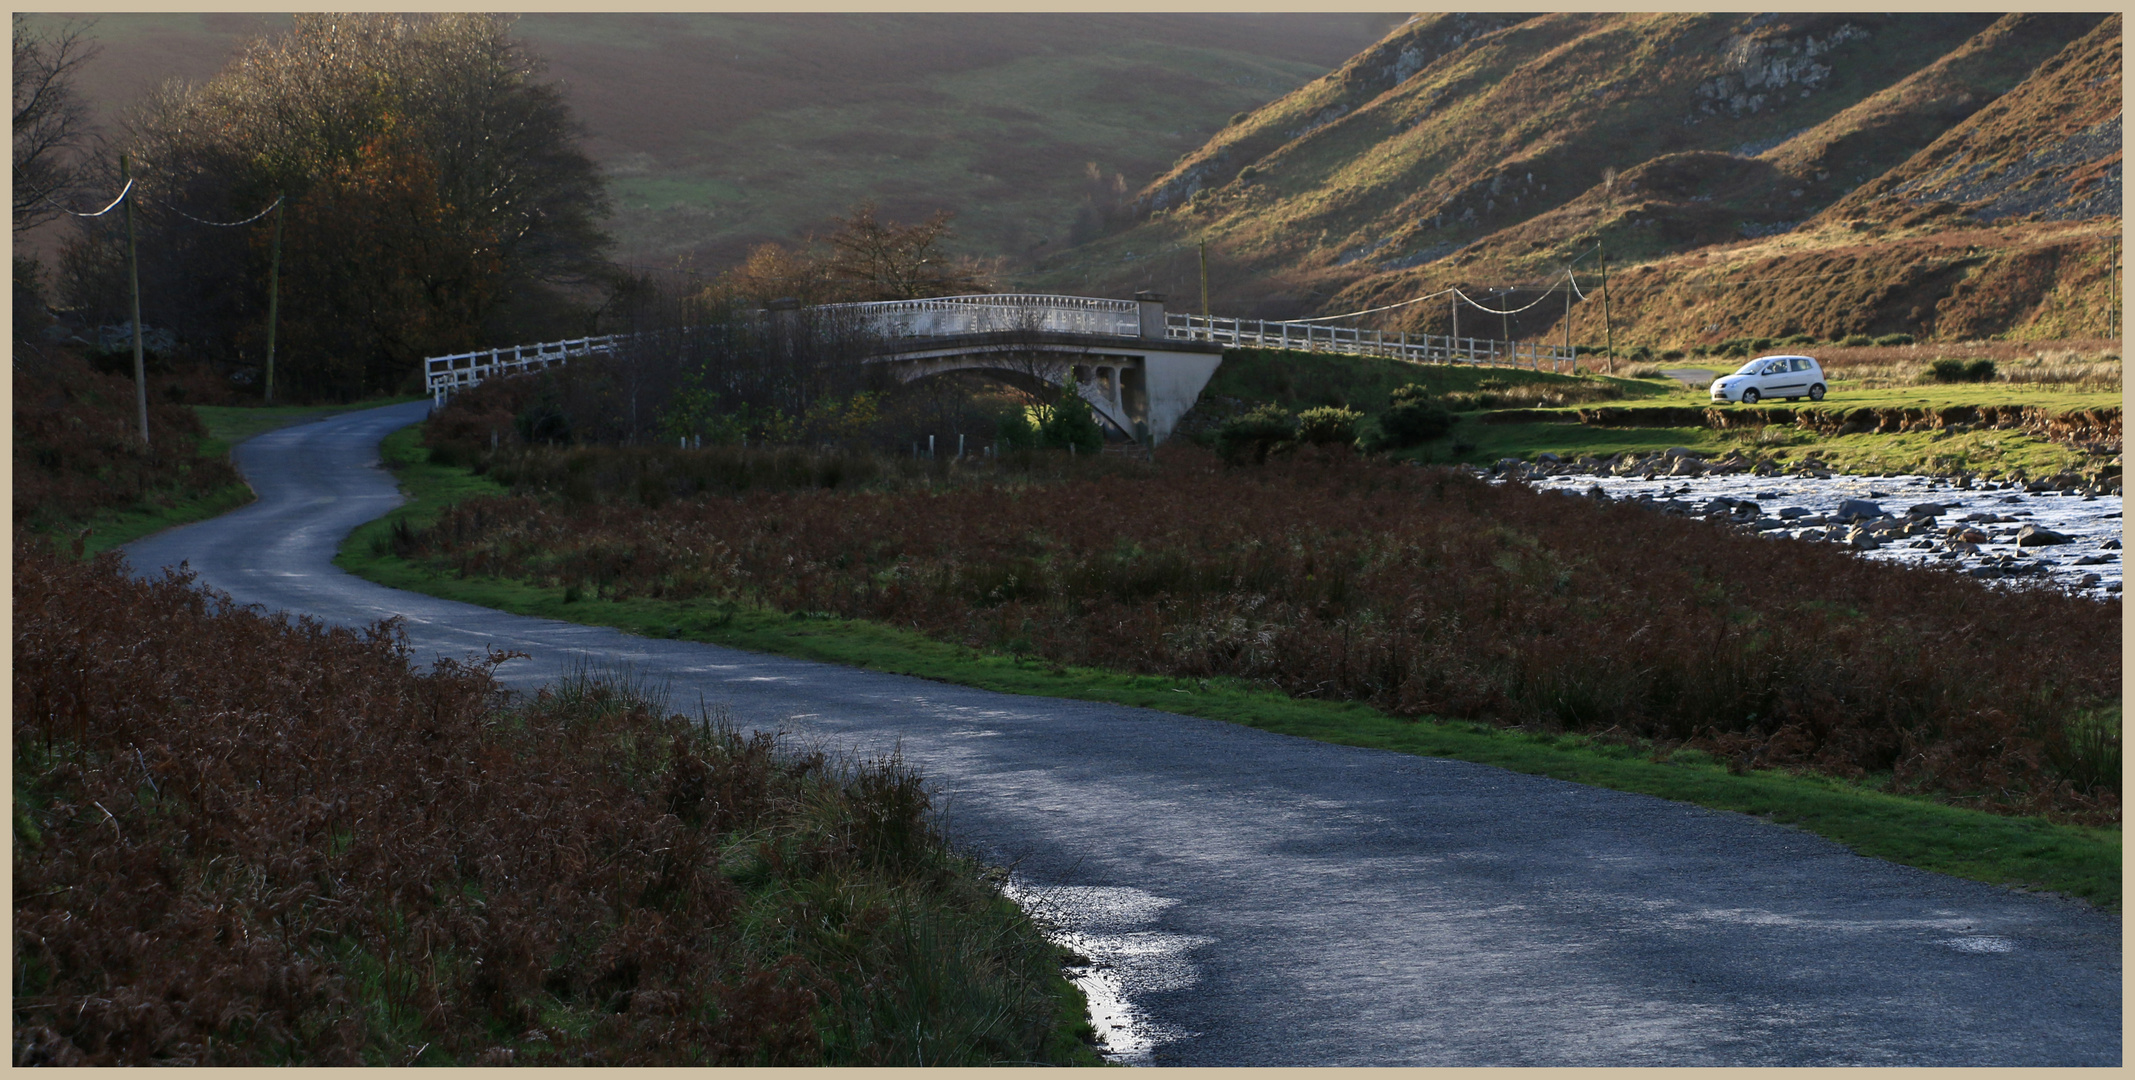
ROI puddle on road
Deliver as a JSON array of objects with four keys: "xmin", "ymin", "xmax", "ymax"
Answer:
[
  {"xmin": 1000, "ymin": 879, "xmax": 1213, "ymax": 1065},
  {"xmin": 1940, "ymin": 936, "xmax": 2019, "ymax": 954},
  {"xmin": 1527, "ymin": 471, "xmax": 2123, "ymax": 598}
]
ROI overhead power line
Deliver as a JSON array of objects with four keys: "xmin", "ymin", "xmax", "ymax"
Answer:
[
  {"xmin": 154, "ymin": 195, "xmax": 284, "ymax": 228},
  {"xmin": 38, "ymin": 178, "xmax": 132, "ymax": 218}
]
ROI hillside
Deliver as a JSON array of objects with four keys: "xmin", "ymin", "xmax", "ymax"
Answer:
[
  {"xmin": 1020, "ymin": 12, "xmax": 2119, "ymax": 346},
  {"xmin": 18, "ymin": 12, "xmax": 1400, "ymax": 272}
]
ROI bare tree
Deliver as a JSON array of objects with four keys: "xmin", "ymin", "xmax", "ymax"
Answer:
[
  {"xmin": 824, "ymin": 201, "xmax": 992, "ymax": 301},
  {"xmin": 13, "ymin": 15, "xmax": 100, "ymax": 233}
]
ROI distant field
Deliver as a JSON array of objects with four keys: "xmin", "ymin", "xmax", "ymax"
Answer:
[{"xmin": 24, "ymin": 12, "xmax": 1399, "ymax": 273}]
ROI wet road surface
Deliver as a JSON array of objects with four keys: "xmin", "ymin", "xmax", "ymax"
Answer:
[{"xmin": 122, "ymin": 402, "xmax": 2121, "ymax": 1066}]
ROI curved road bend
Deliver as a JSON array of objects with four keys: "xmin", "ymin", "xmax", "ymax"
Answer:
[{"xmin": 123, "ymin": 402, "xmax": 2119, "ymax": 1067}]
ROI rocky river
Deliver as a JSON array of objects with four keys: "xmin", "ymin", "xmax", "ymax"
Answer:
[{"xmin": 1490, "ymin": 453, "xmax": 2123, "ymax": 600}]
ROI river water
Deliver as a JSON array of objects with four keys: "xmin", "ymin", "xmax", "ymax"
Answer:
[{"xmin": 1521, "ymin": 469, "xmax": 2123, "ymax": 599}]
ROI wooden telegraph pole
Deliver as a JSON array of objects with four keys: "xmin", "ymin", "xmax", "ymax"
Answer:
[
  {"xmin": 264, "ymin": 194, "xmax": 284, "ymax": 404},
  {"xmin": 1563, "ymin": 271, "xmax": 1575, "ymax": 374},
  {"xmin": 1598, "ymin": 166, "xmax": 1617, "ymax": 373},
  {"xmin": 1198, "ymin": 240, "xmax": 1210, "ymax": 339},
  {"xmin": 121, "ymin": 152, "xmax": 149, "ymax": 447}
]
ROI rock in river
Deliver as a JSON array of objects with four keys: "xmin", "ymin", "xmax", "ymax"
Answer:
[
  {"xmin": 2015, "ymin": 524, "xmax": 2074, "ymax": 547},
  {"xmin": 1834, "ymin": 498, "xmax": 1883, "ymax": 521}
]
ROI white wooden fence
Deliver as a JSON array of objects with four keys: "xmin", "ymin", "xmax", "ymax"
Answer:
[
  {"xmin": 1166, "ymin": 312, "xmax": 1577, "ymax": 372},
  {"xmin": 425, "ymin": 335, "xmax": 624, "ymax": 404}
]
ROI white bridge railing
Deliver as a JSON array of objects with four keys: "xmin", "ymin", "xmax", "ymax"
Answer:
[
  {"xmin": 840, "ymin": 293, "xmax": 1141, "ymax": 339},
  {"xmin": 424, "ymin": 295, "xmax": 1581, "ymax": 402},
  {"xmin": 1167, "ymin": 313, "xmax": 1577, "ymax": 372},
  {"xmin": 426, "ymin": 335, "xmax": 625, "ymax": 404}
]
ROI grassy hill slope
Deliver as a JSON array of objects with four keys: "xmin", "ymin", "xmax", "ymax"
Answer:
[
  {"xmin": 21, "ymin": 12, "xmax": 1400, "ymax": 273},
  {"xmin": 1019, "ymin": 12, "xmax": 2118, "ymax": 347}
]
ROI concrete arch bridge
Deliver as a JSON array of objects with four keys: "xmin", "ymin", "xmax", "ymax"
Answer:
[{"xmin": 424, "ymin": 293, "xmax": 1577, "ymax": 444}]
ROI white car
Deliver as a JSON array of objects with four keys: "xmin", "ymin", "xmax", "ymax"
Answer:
[{"xmin": 1711, "ymin": 354, "xmax": 1827, "ymax": 404}]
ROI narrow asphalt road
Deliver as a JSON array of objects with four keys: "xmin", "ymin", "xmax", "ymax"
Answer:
[{"xmin": 122, "ymin": 402, "xmax": 2120, "ymax": 1066}]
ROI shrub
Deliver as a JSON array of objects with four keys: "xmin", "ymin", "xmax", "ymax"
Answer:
[
  {"xmin": 1925, "ymin": 358, "xmax": 1998, "ymax": 383},
  {"xmin": 1660, "ymin": 348, "xmax": 1686, "ymax": 361},
  {"xmin": 1389, "ymin": 382, "xmax": 1433, "ymax": 406},
  {"xmin": 12, "ymin": 346, "xmax": 243, "ymax": 533},
  {"xmin": 1874, "ymin": 333, "xmax": 1916, "ymax": 346},
  {"xmin": 1295, "ymin": 405, "xmax": 1362, "ymax": 445},
  {"xmin": 1032, "ymin": 379, "xmax": 1105, "ymax": 454},
  {"xmin": 1215, "ymin": 403, "xmax": 1296, "ymax": 464},
  {"xmin": 1364, "ymin": 398, "xmax": 1454, "ymax": 450},
  {"xmin": 1842, "ymin": 333, "xmax": 1874, "ymax": 347},
  {"xmin": 13, "ymin": 541, "xmax": 1089, "ymax": 1065}
]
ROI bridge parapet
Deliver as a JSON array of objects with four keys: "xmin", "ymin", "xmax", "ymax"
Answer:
[
  {"xmin": 1167, "ymin": 312, "xmax": 1578, "ymax": 373},
  {"xmin": 842, "ymin": 293, "xmax": 1142, "ymax": 340}
]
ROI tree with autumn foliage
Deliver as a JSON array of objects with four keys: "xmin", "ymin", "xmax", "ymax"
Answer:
[
  {"xmin": 60, "ymin": 14, "xmax": 609, "ymax": 400},
  {"xmin": 713, "ymin": 201, "xmax": 995, "ymax": 307}
]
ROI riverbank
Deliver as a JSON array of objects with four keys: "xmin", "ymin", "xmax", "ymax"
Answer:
[{"xmin": 1494, "ymin": 460, "xmax": 2123, "ymax": 600}]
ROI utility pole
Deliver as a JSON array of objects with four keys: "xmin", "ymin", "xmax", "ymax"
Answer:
[
  {"xmin": 1198, "ymin": 240, "xmax": 1210, "ymax": 339},
  {"xmin": 1451, "ymin": 289, "xmax": 1460, "ymax": 342},
  {"xmin": 122, "ymin": 152, "xmax": 149, "ymax": 447},
  {"xmin": 1499, "ymin": 287, "xmax": 1510, "ymax": 341},
  {"xmin": 2100, "ymin": 233, "xmax": 2117, "ymax": 339},
  {"xmin": 1563, "ymin": 271, "xmax": 1575, "ymax": 375},
  {"xmin": 264, "ymin": 194, "xmax": 283, "ymax": 404},
  {"xmin": 1598, "ymin": 166, "xmax": 1617, "ymax": 374}
]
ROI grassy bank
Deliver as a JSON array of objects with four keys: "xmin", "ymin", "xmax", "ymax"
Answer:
[
  {"xmin": 15, "ymin": 537, "xmax": 1099, "ymax": 1066},
  {"xmin": 34, "ymin": 401, "xmax": 420, "ymax": 559},
  {"xmin": 1177, "ymin": 346, "xmax": 2117, "ymax": 478},
  {"xmin": 341, "ymin": 425, "xmax": 2120, "ymax": 910}
]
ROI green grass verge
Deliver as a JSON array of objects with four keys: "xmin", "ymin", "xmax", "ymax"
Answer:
[
  {"xmin": 70, "ymin": 398, "xmax": 425, "ymax": 556},
  {"xmin": 1204, "ymin": 346, "xmax": 1674, "ymax": 414},
  {"xmin": 1407, "ymin": 379, "xmax": 2116, "ymax": 476},
  {"xmin": 338, "ymin": 424, "xmax": 2121, "ymax": 911}
]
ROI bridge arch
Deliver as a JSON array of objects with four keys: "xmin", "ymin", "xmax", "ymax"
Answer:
[{"xmin": 846, "ymin": 294, "xmax": 1222, "ymax": 443}]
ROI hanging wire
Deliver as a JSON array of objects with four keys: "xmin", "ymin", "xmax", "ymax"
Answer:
[
  {"xmin": 1451, "ymin": 281, "xmax": 1566, "ymax": 317},
  {"xmin": 37, "ymin": 178, "xmax": 133, "ymax": 218},
  {"xmin": 1282, "ymin": 285, "xmax": 1460, "ymax": 323},
  {"xmin": 151, "ymin": 194, "xmax": 284, "ymax": 228},
  {"xmin": 1567, "ymin": 270, "xmax": 1590, "ymax": 302}
]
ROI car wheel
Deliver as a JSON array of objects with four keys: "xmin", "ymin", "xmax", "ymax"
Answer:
[
  {"xmin": 1741, "ymin": 388, "xmax": 1760, "ymax": 404},
  {"xmin": 1808, "ymin": 384, "xmax": 1825, "ymax": 401}
]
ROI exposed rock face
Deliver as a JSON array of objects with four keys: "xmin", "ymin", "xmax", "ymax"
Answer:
[{"xmin": 1692, "ymin": 23, "xmax": 1870, "ymax": 119}]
